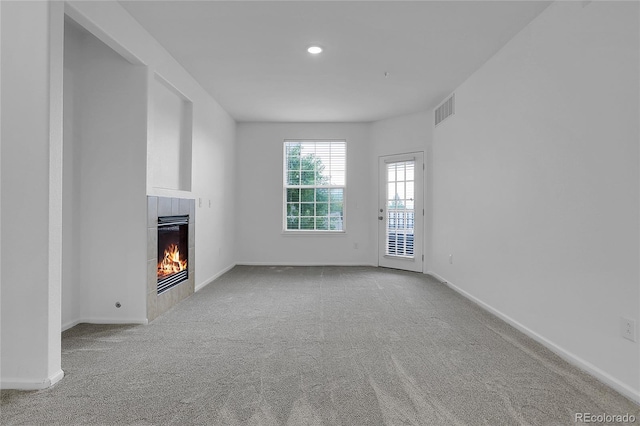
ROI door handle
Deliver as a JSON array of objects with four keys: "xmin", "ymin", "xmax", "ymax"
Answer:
[{"xmin": 378, "ymin": 216, "xmax": 384, "ymax": 220}]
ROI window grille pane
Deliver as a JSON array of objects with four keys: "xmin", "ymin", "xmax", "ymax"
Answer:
[
  {"xmin": 316, "ymin": 203, "xmax": 328, "ymax": 216},
  {"xmin": 329, "ymin": 188, "xmax": 343, "ymax": 201},
  {"xmin": 287, "ymin": 172, "xmax": 300, "ymax": 186},
  {"xmin": 287, "ymin": 157, "xmax": 299, "ymax": 171},
  {"xmin": 301, "ymin": 171, "xmax": 315, "ymax": 185},
  {"xmin": 396, "ymin": 182, "xmax": 405, "ymax": 200},
  {"xmin": 316, "ymin": 217, "xmax": 329, "ymax": 230},
  {"xmin": 300, "ymin": 217, "xmax": 315, "ymax": 230},
  {"xmin": 406, "ymin": 182, "xmax": 415, "ymax": 199},
  {"xmin": 286, "ymin": 143, "xmax": 301, "ymax": 156},
  {"xmin": 388, "ymin": 183, "xmax": 395, "ymax": 200},
  {"xmin": 301, "ymin": 203, "xmax": 314, "ymax": 216},
  {"xmin": 406, "ymin": 164, "xmax": 414, "ymax": 181},
  {"xmin": 329, "ymin": 216, "xmax": 343, "ymax": 230},
  {"xmin": 301, "ymin": 189, "xmax": 314, "ymax": 202},
  {"xmin": 286, "ymin": 203, "xmax": 299, "ymax": 216},
  {"xmin": 286, "ymin": 189, "xmax": 300, "ymax": 202},
  {"xmin": 316, "ymin": 188, "xmax": 328, "ymax": 201}
]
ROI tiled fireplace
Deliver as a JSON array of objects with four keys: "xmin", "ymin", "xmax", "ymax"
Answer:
[{"xmin": 147, "ymin": 196, "xmax": 195, "ymax": 322}]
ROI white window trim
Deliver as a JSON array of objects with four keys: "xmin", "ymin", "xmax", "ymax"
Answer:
[{"xmin": 282, "ymin": 139, "xmax": 347, "ymax": 234}]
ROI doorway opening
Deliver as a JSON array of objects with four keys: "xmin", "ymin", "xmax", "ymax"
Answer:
[{"xmin": 378, "ymin": 152, "xmax": 424, "ymax": 272}]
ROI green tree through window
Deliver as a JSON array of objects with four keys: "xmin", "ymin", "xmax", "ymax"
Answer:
[{"xmin": 285, "ymin": 141, "xmax": 345, "ymax": 231}]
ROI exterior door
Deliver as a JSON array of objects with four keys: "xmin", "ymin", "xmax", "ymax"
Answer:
[{"xmin": 378, "ymin": 152, "xmax": 424, "ymax": 272}]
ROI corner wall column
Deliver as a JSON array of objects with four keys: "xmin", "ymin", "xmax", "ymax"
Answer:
[{"xmin": 0, "ymin": 0, "xmax": 65, "ymax": 389}]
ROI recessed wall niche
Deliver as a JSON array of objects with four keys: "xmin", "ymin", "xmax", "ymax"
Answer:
[
  {"xmin": 148, "ymin": 74, "xmax": 193, "ymax": 191},
  {"xmin": 62, "ymin": 16, "xmax": 148, "ymax": 327}
]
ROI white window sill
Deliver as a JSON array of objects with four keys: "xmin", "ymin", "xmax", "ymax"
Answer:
[
  {"xmin": 282, "ymin": 230, "xmax": 347, "ymax": 236},
  {"xmin": 383, "ymin": 255, "xmax": 415, "ymax": 261}
]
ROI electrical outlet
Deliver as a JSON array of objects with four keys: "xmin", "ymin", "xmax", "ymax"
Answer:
[
  {"xmin": 198, "ymin": 198, "xmax": 202, "ymax": 208},
  {"xmin": 449, "ymin": 254, "xmax": 453, "ymax": 264},
  {"xmin": 621, "ymin": 317, "xmax": 637, "ymax": 342}
]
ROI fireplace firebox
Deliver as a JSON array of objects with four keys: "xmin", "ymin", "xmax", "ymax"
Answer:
[{"xmin": 157, "ymin": 215, "xmax": 189, "ymax": 294}]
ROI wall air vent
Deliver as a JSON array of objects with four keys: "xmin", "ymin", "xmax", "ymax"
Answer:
[{"xmin": 435, "ymin": 93, "xmax": 455, "ymax": 126}]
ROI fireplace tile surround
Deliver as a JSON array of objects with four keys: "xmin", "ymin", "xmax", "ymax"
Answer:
[{"xmin": 147, "ymin": 196, "xmax": 195, "ymax": 322}]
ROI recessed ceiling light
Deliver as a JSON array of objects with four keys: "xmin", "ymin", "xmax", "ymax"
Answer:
[{"xmin": 307, "ymin": 46, "xmax": 323, "ymax": 54}]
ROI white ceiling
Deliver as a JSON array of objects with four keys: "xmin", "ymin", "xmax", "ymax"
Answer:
[{"xmin": 119, "ymin": 1, "xmax": 550, "ymax": 123}]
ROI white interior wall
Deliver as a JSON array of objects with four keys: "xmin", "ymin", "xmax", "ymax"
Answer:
[
  {"xmin": 148, "ymin": 75, "xmax": 193, "ymax": 192},
  {"xmin": 236, "ymin": 113, "xmax": 433, "ymax": 269},
  {"xmin": 66, "ymin": 0, "xmax": 237, "ymax": 293},
  {"xmin": 236, "ymin": 122, "xmax": 374, "ymax": 265},
  {"xmin": 63, "ymin": 22, "xmax": 148, "ymax": 326},
  {"xmin": 191, "ymin": 96, "xmax": 237, "ymax": 288},
  {"xmin": 47, "ymin": 0, "xmax": 65, "ymax": 379},
  {"xmin": 370, "ymin": 111, "xmax": 431, "ymax": 159},
  {"xmin": 62, "ymin": 21, "xmax": 82, "ymax": 327},
  {"xmin": 430, "ymin": 1, "xmax": 639, "ymax": 401},
  {"xmin": 370, "ymin": 111, "xmax": 433, "ymax": 268},
  {"xmin": 1, "ymin": 0, "xmax": 65, "ymax": 389}
]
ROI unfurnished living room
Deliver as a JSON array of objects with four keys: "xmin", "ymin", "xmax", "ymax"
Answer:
[{"xmin": 1, "ymin": 1, "xmax": 639, "ymax": 425}]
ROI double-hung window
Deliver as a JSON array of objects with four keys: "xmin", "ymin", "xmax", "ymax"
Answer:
[{"xmin": 284, "ymin": 140, "xmax": 346, "ymax": 232}]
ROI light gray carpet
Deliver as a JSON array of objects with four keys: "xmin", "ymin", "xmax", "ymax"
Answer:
[{"xmin": 1, "ymin": 266, "xmax": 638, "ymax": 425}]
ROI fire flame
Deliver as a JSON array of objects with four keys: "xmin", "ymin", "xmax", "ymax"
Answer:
[{"xmin": 157, "ymin": 244, "xmax": 187, "ymax": 278}]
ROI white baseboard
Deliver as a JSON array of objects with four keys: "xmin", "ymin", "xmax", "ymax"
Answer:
[
  {"xmin": 62, "ymin": 319, "xmax": 82, "ymax": 332},
  {"xmin": 195, "ymin": 262, "xmax": 237, "ymax": 292},
  {"xmin": 1, "ymin": 369, "xmax": 64, "ymax": 390},
  {"xmin": 236, "ymin": 261, "xmax": 377, "ymax": 267},
  {"xmin": 426, "ymin": 270, "xmax": 640, "ymax": 405},
  {"xmin": 62, "ymin": 318, "xmax": 147, "ymax": 332},
  {"xmin": 426, "ymin": 271, "xmax": 448, "ymax": 283}
]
